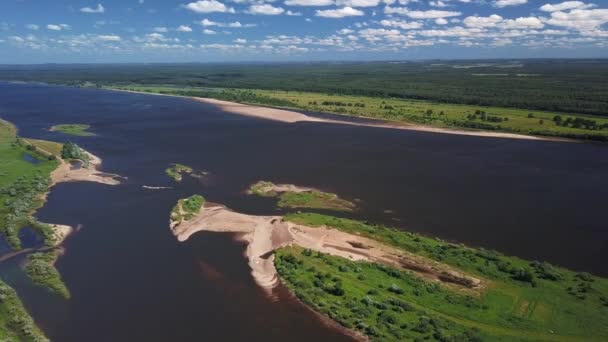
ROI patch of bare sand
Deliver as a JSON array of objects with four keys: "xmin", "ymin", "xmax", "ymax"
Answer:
[
  {"xmin": 171, "ymin": 204, "xmax": 481, "ymax": 291},
  {"xmin": 50, "ymin": 151, "xmax": 121, "ymax": 186}
]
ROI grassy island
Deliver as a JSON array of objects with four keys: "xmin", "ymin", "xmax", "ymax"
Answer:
[
  {"xmin": 249, "ymin": 181, "xmax": 355, "ymax": 211},
  {"xmin": 170, "ymin": 195, "xmax": 205, "ymax": 224},
  {"xmin": 0, "ymin": 280, "xmax": 48, "ymax": 342},
  {"xmin": 49, "ymin": 124, "xmax": 94, "ymax": 136},
  {"xmin": 24, "ymin": 252, "xmax": 70, "ymax": 299},
  {"xmin": 275, "ymin": 213, "xmax": 608, "ymax": 341},
  {"xmin": 166, "ymin": 163, "xmax": 193, "ymax": 182}
]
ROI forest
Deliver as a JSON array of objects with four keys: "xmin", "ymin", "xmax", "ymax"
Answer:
[{"xmin": 0, "ymin": 59, "xmax": 607, "ymax": 116}]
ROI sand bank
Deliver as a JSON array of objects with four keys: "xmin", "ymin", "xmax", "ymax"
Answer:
[
  {"xmin": 171, "ymin": 204, "xmax": 481, "ymax": 290},
  {"xmin": 50, "ymin": 151, "xmax": 121, "ymax": 186}
]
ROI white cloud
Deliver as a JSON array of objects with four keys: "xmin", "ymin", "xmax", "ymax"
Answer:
[
  {"xmin": 184, "ymin": 0, "xmax": 235, "ymax": 13},
  {"xmin": 247, "ymin": 4, "xmax": 285, "ymax": 15},
  {"xmin": 200, "ymin": 19, "xmax": 256, "ymax": 27},
  {"xmin": 429, "ymin": 1, "xmax": 448, "ymax": 8},
  {"xmin": 336, "ymin": 0, "xmax": 381, "ymax": 7},
  {"xmin": 384, "ymin": 7, "xmax": 461, "ymax": 19},
  {"xmin": 338, "ymin": 28, "xmax": 355, "ymax": 34},
  {"xmin": 493, "ymin": 0, "xmax": 527, "ymax": 8},
  {"xmin": 203, "ymin": 29, "xmax": 217, "ymax": 34},
  {"xmin": 316, "ymin": 7, "xmax": 365, "ymax": 18},
  {"xmin": 285, "ymin": 0, "xmax": 334, "ymax": 5},
  {"xmin": 501, "ymin": 17, "xmax": 544, "ymax": 29},
  {"xmin": 380, "ymin": 19, "xmax": 423, "ymax": 29},
  {"xmin": 154, "ymin": 27, "xmax": 169, "ymax": 32},
  {"xmin": 96, "ymin": 34, "xmax": 121, "ymax": 41},
  {"xmin": 80, "ymin": 4, "xmax": 105, "ymax": 13},
  {"xmin": 47, "ymin": 24, "xmax": 70, "ymax": 31},
  {"xmin": 540, "ymin": 1, "xmax": 595, "ymax": 12},
  {"xmin": 234, "ymin": 38, "xmax": 247, "ymax": 43},
  {"xmin": 286, "ymin": 10, "xmax": 303, "ymax": 16},
  {"xmin": 177, "ymin": 25, "xmax": 193, "ymax": 32},
  {"xmin": 435, "ymin": 18, "xmax": 448, "ymax": 25},
  {"xmin": 545, "ymin": 8, "xmax": 608, "ymax": 29},
  {"xmin": 26, "ymin": 24, "xmax": 39, "ymax": 30},
  {"xmin": 463, "ymin": 14, "xmax": 503, "ymax": 28}
]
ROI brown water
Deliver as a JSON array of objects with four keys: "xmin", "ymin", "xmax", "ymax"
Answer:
[{"xmin": 0, "ymin": 82, "xmax": 607, "ymax": 341}]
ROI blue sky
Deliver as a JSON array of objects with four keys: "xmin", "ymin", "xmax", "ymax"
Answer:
[{"xmin": 0, "ymin": 0, "xmax": 607, "ymax": 63}]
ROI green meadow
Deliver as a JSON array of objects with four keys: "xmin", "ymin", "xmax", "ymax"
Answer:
[
  {"xmin": 49, "ymin": 124, "xmax": 94, "ymax": 137},
  {"xmin": 277, "ymin": 213, "xmax": 608, "ymax": 341}
]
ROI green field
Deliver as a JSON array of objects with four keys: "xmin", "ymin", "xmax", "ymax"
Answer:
[
  {"xmin": 276, "ymin": 213, "xmax": 608, "ymax": 341},
  {"xmin": 49, "ymin": 124, "xmax": 94, "ymax": 137},
  {"xmin": 111, "ymin": 85, "xmax": 608, "ymax": 142}
]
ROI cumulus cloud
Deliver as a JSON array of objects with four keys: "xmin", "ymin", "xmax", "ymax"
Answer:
[
  {"xmin": 493, "ymin": 0, "xmax": 527, "ymax": 8},
  {"xmin": 545, "ymin": 8, "xmax": 608, "ymax": 29},
  {"xmin": 47, "ymin": 24, "xmax": 70, "ymax": 31},
  {"xmin": 26, "ymin": 24, "xmax": 39, "ymax": 30},
  {"xmin": 96, "ymin": 34, "xmax": 121, "ymax": 41},
  {"xmin": 203, "ymin": 29, "xmax": 217, "ymax": 34},
  {"xmin": 380, "ymin": 19, "xmax": 423, "ymax": 29},
  {"xmin": 177, "ymin": 25, "xmax": 193, "ymax": 32},
  {"xmin": 463, "ymin": 14, "xmax": 503, "ymax": 28},
  {"xmin": 247, "ymin": 4, "xmax": 285, "ymax": 15},
  {"xmin": 184, "ymin": 0, "xmax": 235, "ymax": 13},
  {"xmin": 540, "ymin": 1, "xmax": 595, "ymax": 12},
  {"xmin": 315, "ymin": 6, "xmax": 365, "ymax": 18},
  {"xmin": 80, "ymin": 4, "xmax": 105, "ymax": 13},
  {"xmin": 154, "ymin": 27, "xmax": 169, "ymax": 32},
  {"xmin": 234, "ymin": 38, "xmax": 247, "ymax": 44},
  {"xmin": 286, "ymin": 10, "xmax": 303, "ymax": 16},
  {"xmin": 385, "ymin": 7, "xmax": 462, "ymax": 19},
  {"xmin": 435, "ymin": 18, "xmax": 448, "ymax": 25},
  {"xmin": 336, "ymin": 0, "xmax": 381, "ymax": 7},
  {"xmin": 284, "ymin": 0, "xmax": 334, "ymax": 5},
  {"xmin": 501, "ymin": 17, "xmax": 544, "ymax": 29},
  {"xmin": 200, "ymin": 19, "xmax": 256, "ymax": 27}
]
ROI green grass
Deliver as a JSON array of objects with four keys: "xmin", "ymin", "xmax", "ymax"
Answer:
[
  {"xmin": 165, "ymin": 163, "xmax": 193, "ymax": 182},
  {"xmin": 114, "ymin": 85, "xmax": 608, "ymax": 142},
  {"xmin": 277, "ymin": 214, "xmax": 608, "ymax": 341},
  {"xmin": 0, "ymin": 280, "xmax": 49, "ymax": 342},
  {"xmin": 24, "ymin": 252, "xmax": 70, "ymax": 299},
  {"xmin": 170, "ymin": 194, "xmax": 205, "ymax": 223},
  {"xmin": 248, "ymin": 181, "xmax": 355, "ymax": 211},
  {"xmin": 49, "ymin": 124, "xmax": 94, "ymax": 137}
]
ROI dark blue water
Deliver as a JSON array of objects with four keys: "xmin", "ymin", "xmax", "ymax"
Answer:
[{"xmin": 0, "ymin": 82, "xmax": 607, "ymax": 341}]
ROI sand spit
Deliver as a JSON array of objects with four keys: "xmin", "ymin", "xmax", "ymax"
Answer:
[
  {"xmin": 248, "ymin": 181, "xmax": 316, "ymax": 195},
  {"xmin": 171, "ymin": 204, "xmax": 482, "ymax": 290},
  {"xmin": 112, "ymin": 89, "xmax": 564, "ymax": 142},
  {"xmin": 143, "ymin": 185, "xmax": 173, "ymax": 190},
  {"xmin": 50, "ymin": 151, "xmax": 121, "ymax": 186}
]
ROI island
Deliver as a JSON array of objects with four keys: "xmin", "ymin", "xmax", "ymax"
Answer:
[
  {"xmin": 248, "ymin": 181, "xmax": 356, "ymax": 211},
  {"xmin": 165, "ymin": 163, "xmax": 193, "ymax": 182},
  {"xmin": 169, "ymin": 183, "xmax": 608, "ymax": 341},
  {"xmin": 49, "ymin": 124, "xmax": 95, "ymax": 137}
]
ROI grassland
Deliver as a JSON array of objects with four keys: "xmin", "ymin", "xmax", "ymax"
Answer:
[
  {"xmin": 0, "ymin": 280, "xmax": 48, "ymax": 342},
  {"xmin": 49, "ymin": 124, "xmax": 94, "ymax": 137},
  {"xmin": 111, "ymin": 85, "xmax": 608, "ymax": 142},
  {"xmin": 0, "ymin": 119, "xmax": 62, "ymax": 340},
  {"xmin": 248, "ymin": 181, "xmax": 355, "ymax": 211},
  {"xmin": 165, "ymin": 163, "xmax": 193, "ymax": 182},
  {"xmin": 24, "ymin": 251, "xmax": 70, "ymax": 299},
  {"xmin": 276, "ymin": 213, "xmax": 608, "ymax": 341},
  {"xmin": 170, "ymin": 195, "xmax": 205, "ymax": 224}
]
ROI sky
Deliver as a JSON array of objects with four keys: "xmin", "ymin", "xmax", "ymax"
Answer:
[{"xmin": 0, "ymin": 0, "xmax": 607, "ymax": 63}]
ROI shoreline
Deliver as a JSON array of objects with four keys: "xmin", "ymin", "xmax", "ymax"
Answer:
[
  {"xmin": 170, "ymin": 204, "xmax": 482, "ymax": 291},
  {"xmin": 109, "ymin": 88, "xmax": 574, "ymax": 143}
]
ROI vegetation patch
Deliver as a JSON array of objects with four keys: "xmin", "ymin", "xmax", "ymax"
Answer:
[
  {"xmin": 24, "ymin": 251, "xmax": 70, "ymax": 299},
  {"xmin": 170, "ymin": 194, "xmax": 205, "ymax": 224},
  {"xmin": 49, "ymin": 124, "xmax": 94, "ymax": 136},
  {"xmin": 61, "ymin": 141, "xmax": 90, "ymax": 167},
  {"xmin": 279, "ymin": 213, "xmax": 608, "ymax": 341},
  {"xmin": 248, "ymin": 181, "xmax": 355, "ymax": 211},
  {"xmin": 0, "ymin": 280, "xmax": 48, "ymax": 342},
  {"xmin": 165, "ymin": 163, "xmax": 193, "ymax": 182}
]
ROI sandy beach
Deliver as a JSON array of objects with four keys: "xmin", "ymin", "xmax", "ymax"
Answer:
[{"xmin": 171, "ymin": 204, "xmax": 482, "ymax": 290}]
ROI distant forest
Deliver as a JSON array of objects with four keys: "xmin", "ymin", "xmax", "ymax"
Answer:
[{"xmin": 1, "ymin": 59, "xmax": 607, "ymax": 116}]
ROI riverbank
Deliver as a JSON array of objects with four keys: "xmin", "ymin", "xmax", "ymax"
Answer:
[{"xmin": 108, "ymin": 88, "xmax": 575, "ymax": 143}]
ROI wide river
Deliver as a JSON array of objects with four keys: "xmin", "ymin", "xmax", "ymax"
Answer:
[{"xmin": 0, "ymin": 82, "xmax": 607, "ymax": 341}]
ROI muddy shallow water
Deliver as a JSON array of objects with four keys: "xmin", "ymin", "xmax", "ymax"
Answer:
[{"xmin": 0, "ymin": 82, "xmax": 607, "ymax": 341}]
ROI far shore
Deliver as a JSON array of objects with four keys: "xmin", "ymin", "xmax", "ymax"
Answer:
[{"xmin": 109, "ymin": 88, "xmax": 574, "ymax": 143}]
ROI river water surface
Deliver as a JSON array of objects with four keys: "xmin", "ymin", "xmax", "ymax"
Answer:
[{"xmin": 0, "ymin": 82, "xmax": 607, "ymax": 341}]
